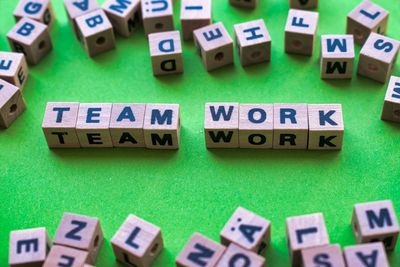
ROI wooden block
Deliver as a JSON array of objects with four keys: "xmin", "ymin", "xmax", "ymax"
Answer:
[
  {"xmin": 344, "ymin": 243, "xmax": 389, "ymax": 267},
  {"xmin": 180, "ymin": 0, "xmax": 212, "ymax": 41},
  {"xmin": 216, "ymin": 243, "xmax": 265, "ymax": 267},
  {"xmin": 84, "ymin": 265, "xmax": 95, "ymax": 267},
  {"xmin": 285, "ymin": 9, "xmax": 319, "ymax": 56},
  {"xmin": 352, "ymin": 200, "xmax": 399, "ymax": 250},
  {"xmin": 290, "ymin": 0, "xmax": 318, "ymax": 10},
  {"xmin": 142, "ymin": 0, "xmax": 174, "ymax": 35},
  {"xmin": 102, "ymin": 0, "xmax": 141, "ymax": 37},
  {"xmin": 357, "ymin": 33, "xmax": 400, "ymax": 83},
  {"xmin": 301, "ymin": 244, "xmax": 345, "ymax": 267},
  {"xmin": 204, "ymin": 102, "xmax": 239, "ymax": 148},
  {"xmin": 109, "ymin": 103, "xmax": 146, "ymax": 147},
  {"xmin": 176, "ymin": 233, "xmax": 226, "ymax": 267},
  {"xmin": 0, "ymin": 79, "xmax": 26, "ymax": 129},
  {"xmin": 286, "ymin": 213, "xmax": 330, "ymax": 267},
  {"xmin": 7, "ymin": 18, "xmax": 53, "ymax": 65},
  {"xmin": 0, "ymin": 51, "xmax": 29, "ymax": 91},
  {"xmin": 43, "ymin": 245, "xmax": 89, "ymax": 267},
  {"xmin": 76, "ymin": 103, "xmax": 113, "ymax": 148},
  {"xmin": 308, "ymin": 104, "xmax": 344, "ymax": 150},
  {"xmin": 193, "ymin": 22, "xmax": 234, "ymax": 71},
  {"xmin": 143, "ymin": 104, "xmax": 180, "ymax": 149},
  {"xmin": 64, "ymin": 0, "xmax": 100, "ymax": 39},
  {"xmin": 320, "ymin": 35, "xmax": 355, "ymax": 79},
  {"xmin": 381, "ymin": 76, "xmax": 400, "ymax": 123},
  {"xmin": 9, "ymin": 227, "xmax": 50, "ymax": 267},
  {"xmin": 14, "ymin": 0, "xmax": 55, "ymax": 28},
  {"xmin": 229, "ymin": 0, "xmax": 258, "ymax": 9},
  {"xmin": 220, "ymin": 207, "xmax": 271, "ymax": 255},
  {"xmin": 111, "ymin": 214, "xmax": 163, "ymax": 267},
  {"xmin": 76, "ymin": 9, "xmax": 116, "ymax": 57},
  {"xmin": 273, "ymin": 104, "xmax": 308, "ymax": 150},
  {"xmin": 346, "ymin": 0, "xmax": 389, "ymax": 45}
]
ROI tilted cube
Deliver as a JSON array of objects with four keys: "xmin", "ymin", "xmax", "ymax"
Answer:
[
  {"xmin": 180, "ymin": 0, "xmax": 212, "ymax": 41},
  {"xmin": 0, "ymin": 79, "xmax": 26, "ymax": 128},
  {"xmin": 382, "ymin": 76, "xmax": 400, "ymax": 123},
  {"xmin": 0, "ymin": 51, "xmax": 29, "ymax": 90},
  {"xmin": 64, "ymin": 0, "xmax": 100, "ymax": 39},
  {"xmin": 344, "ymin": 243, "xmax": 389, "ymax": 267},
  {"xmin": 142, "ymin": 0, "xmax": 174, "ymax": 35},
  {"xmin": 103, "ymin": 0, "xmax": 141, "ymax": 37},
  {"xmin": 14, "ymin": 0, "xmax": 55, "ymax": 27}
]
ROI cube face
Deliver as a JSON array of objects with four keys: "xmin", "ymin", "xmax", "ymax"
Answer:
[
  {"xmin": 180, "ymin": 0, "xmax": 212, "ymax": 41},
  {"xmin": 229, "ymin": 0, "xmax": 258, "ymax": 9},
  {"xmin": 301, "ymin": 244, "xmax": 345, "ymax": 267},
  {"xmin": 382, "ymin": 76, "xmax": 400, "ymax": 122},
  {"xmin": 64, "ymin": 0, "xmax": 100, "ymax": 38},
  {"xmin": 14, "ymin": 0, "xmax": 55, "ymax": 27},
  {"xmin": 344, "ymin": 243, "xmax": 389, "ymax": 267},
  {"xmin": 289, "ymin": 0, "xmax": 318, "ymax": 10},
  {"xmin": 0, "ymin": 52, "xmax": 29, "ymax": 90},
  {"xmin": 215, "ymin": 244, "xmax": 265, "ymax": 267},
  {"xmin": 0, "ymin": 79, "xmax": 26, "ymax": 129},
  {"xmin": 142, "ymin": 0, "xmax": 174, "ymax": 35},
  {"xmin": 43, "ymin": 245, "xmax": 89, "ymax": 267},
  {"xmin": 103, "ymin": 0, "xmax": 141, "ymax": 37}
]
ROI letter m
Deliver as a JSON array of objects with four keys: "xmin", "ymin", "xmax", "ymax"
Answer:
[
  {"xmin": 151, "ymin": 109, "xmax": 173, "ymax": 125},
  {"xmin": 110, "ymin": 0, "xmax": 131, "ymax": 14},
  {"xmin": 366, "ymin": 208, "xmax": 393, "ymax": 229},
  {"xmin": 327, "ymin": 38, "xmax": 347, "ymax": 52}
]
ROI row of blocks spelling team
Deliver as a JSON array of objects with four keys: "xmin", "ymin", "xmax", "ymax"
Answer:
[{"xmin": 8, "ymin": 200, "xmax": 399, "ymax": 267}]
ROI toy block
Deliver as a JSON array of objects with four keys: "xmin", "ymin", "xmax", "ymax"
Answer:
[
  {"xmin": 220, "ymin": 207, "xmax": 271, "ymax": 255},
  {"xmin": 7, "ymin": 18, "xmax": 53, "ymax": 65},
  {"xmin": 0, "ymin": 51, "xmax": 29, "ymax": 90},
  {"xmin": 286, "ymin": 213, "xmax": 330, "ymax": 267},
  {"xmin": 0, "ymin": 79, "xmax": 26, "ymax": 129},
  {"xmin": 64, "ymin": 0, "xmax": 100, "ymax": 39},
  {"xmin": 320, "ymin": 35, "xmax": 355, "ymax": 79},
  {"xmin": 357, "ymin": 33, "xmax": 400, "ymax": 83},
  {"xmin": 76, "ymin": 9, "xmax": 116, "ymax": 57},
  {"xmin": 346, "ymin": 0, "xmax": 389, "ymax": 45},
  {"xmin": 204, "ymin": 102, "xmax": 239, "ymax": 148},
  {"xmin": 180, "ymin": 0, "xmax": 212, "ymax": 41},
  {"xmin": 148, "ymin": 31, "xmax": 183, "ymax": 76},
  {"xmin": 301, "ymin": 244, "xmax": 345, "ymax": 267},
  {"xmin": 142, "ymin": 0, "xmax": 174, "ymax": 35},
  {"xmin": 14, "ymin": 0, "xmax": 55, "ymax": 28},
  {"xmin": 215, "ymin": 243, "xmax": 265, "ymax": 267},
  {"xmin": 76, "ymin": 103, "xmax": 113, "ymax": 148},
  {"xmin": 109, "ymin": 103, "xmax": 146, "ymax": 147},
  {"xmin": 193, "ymin": 22, "xmax": 234, "ymax": 71},
  {"xmin": 143, "ymin": 104, "xmax": 180, "ymax": 149},
  {"xmin": 382, "ymin": 76, "xmax": 400, "ymax": 123},
  {"xmin": 84, "ymin": 265, "xmax": 95, "ymax": 267},
  {"xmin": 9, "ymin": 227, "xmax": 51, "ymax": 267},
  {"xmin": 42, "ymin": 102, "xmax": 80, "ymax": 148},
  {"xmin": 343, "ymin": 243, "xmax": 389, "ymax": 267},
  {"xmin": 289, "ymin": 0, "xmax": 318, "ymax": 10},
  {"xmin": 176, "ymin": 233, "xmax": 226, "ymax": 267},
  {"xmin": 308, "ymin": 104, "xmax": 344, "ymax": 150},
  {"xmin": 43, "ymin": 245, "xmax": 89, "ymax": 267},
  {"xmin": 111, "ymin": 214, "xmax": 163, "ymax": 267},
  {"xmin": 273, "ymin": 104, "xmax": 308, "ymax": 150},
  {"xmin": 234, "ymin": 19, "xmax": 271, "ymax": 67},
  {"xmin": 229, "ymin": 0, "xmax": 259, "ymax": 9},
  {"xmin": 352, "ymin": 200, "xmax": 399, "ymax": 250},
  {"xmin": 102, "ymin": 0, "xmax": 141, "ymax": 37},
  {"xmin": 285, "ymin": 9, "xmax": 319, "ymax": 56}
]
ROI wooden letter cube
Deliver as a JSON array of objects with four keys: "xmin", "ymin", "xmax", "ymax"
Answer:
[
  {"xmin": 0, "ymin": 79, "xmax": 26, "ymax": 129},
  {"xmin": 352, "ymin": 200, "xmax": 399, "ymax": 250},
  {"xmin": 301, "ymin": 244, "xmax": 345, "ymax": 267},
  {"xmin": 320, "ymin": 35, "xmax": 355, "ymax": 79},
  {"xmin": 216, "ymin": 243, "xmax": 265, "ymax": 267},
  {"xmin": 344, "ymin": 243, "xmax": 389, "ymax": 267},
  {"xmin": 286, "ymin": 213, "xmax": 330, "ymax": 267},
  {"xmin": 289, "ymin": 0, "xmax": 318, "ymax": 10},
  {"xmin": 103, "ymin": 0, "xmax": 141, "ymax": 37},
  {"xmin": 285, "ymin": 9, "xmax": 319, "ymax": 56},
  {"xmin": 193, "ymin": 22, "xmax": 234, "ymax": 71},
  {"xmin": 7, "ymin": 18, "xmax": 53, "ymax": 65},
  {"xmin": 43, "ymin": 245, "xmax": 89, "ymax": 267},
  {"xmin": 14, "ymin": 0, "xmax": 55, "ymax": 28},
  {"xmin": 234, "ymin": 19, "xmax": 271, "ymax": 67},
  {"xmin": 64, "ymin": 0, "xmax": 100, "ymax": 39},
  {"xmin": 110, "ymin": 103, "xmax": 146, "ymax": 147},
  {"xmin": 204, "ymin": 102, "xmax": 239, "ymax": 148},
  {"xmin": 148, "ymin": 30, "xmax": 183, "ymax": 76},
  {"xmin": 142, "ymin": 0, "xmax": 174, "ymax": 35},
  {"xmin": 346, "ymin": 0, "xmax": 389, "ymax": 45},
  {"xmin": 357, "ymin": 33, "xmax": 400, "ymax": 83},
  {"xmin": 382, "ymin": 76, "xmax": 400, "ymax": 123},
  {"xmin": 220, "ymin": 207, "xmax": 271, "ymax": 255},
  {"xmin": 180, "ymin": 0, "xmax": 212, "ymax": 41},
  {"xmin": 273, "ymin": 104, "xmax": 308, "ymax": 150},
  {"xmin": 9, "ymin": 227, "xmax": 51, "ymax": 267},
  {"xmin": 176, "ymin": 233, "xmax": 226, "ymax": 267},
  {"xmin": 229, "ymin": 0, "xmax": 259, "ymax": 9},
  {"xmin": 111, "ymin": 214, "xmax": 164, "ymax": 267},
  {"xmin": 0, "ymin": 51, "xmax": 29, "ymax": 90},
  {"xmin": 42, "ymin": 102, "xmax": 80, "ymax": 148},
  {"xmin": 308, "ymin": 104, "xmax": 344, "ymax": 150}
]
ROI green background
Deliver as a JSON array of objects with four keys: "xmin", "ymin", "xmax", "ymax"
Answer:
[{"xmin": 1, "ymin": 0, "xmax": 400, "ymax": 266}]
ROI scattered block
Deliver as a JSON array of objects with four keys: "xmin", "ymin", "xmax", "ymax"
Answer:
[
  {"xmin": 43, "ymin": 245, "xmax": 89, "ymax": 267},
  {"xmin": 382, "ymin": 76, "xmax": 400, "ymax": 123},
  {"xmin": 0, "ymin": 79, "xmax": 26, "ymax": 128},
  {"xmin": 289, "ymin": 0, "xmax": 318, "ymax": 10},
  {"xmin": 301, "ymin": 244, "xmax": 345, "ymax": 267},
  {"xmin": 216, "ymin": 243, "xmax": 265, "ymax": 267},
  {"xmin": 204, "ymin": 102, "xmax": 239, "ymax": 148},
  {"xmin": 193, "ymin": 22, "xmax": 234, "ymax": 71},
  {"xmin": 352, "ymin": 200, "xmax": 399, "ymax": 250},
  {"xmin": 346, "ymin": 0, "xmax": 389, "ymax": 45},
  {"xmin": 14, "ymin": 0, "xmax": 55, "ymax": 27},
  {"xmin": 284, "ymin": 9, "xmax": 319, "ymax": 56},
  {"xmin": 180, "ymin": 0, "xmax": 212, "ymax": 41},
  {"xmin": 308, "ymin": 104, "xmax": 344, "ymax": 150},
  {"xmin": 148, "ymin": 30, "xmax": 183, "ymax": 76},
  {"xmin": 176, "ymin": 233, "xmax": 225, "ymax": 267},
  {"xmin": 9, "ymin": 227, "xmax": 51, "ymax": 267},
  {"xmin": 344, "ymin": 243, "xmax": 389, "ymax": 267},
  {"xmin": 102, "ymin": 0, "xmax": 141, "ymax": 37},
  {"xmin": 111, "ymin": 214, "xmax": 163, "ymax": 267},
  {"xmin": 220, "ymin": 207, "xmax": 271, "ymax": 254},
  {"xmin": 64, "ymin": 0, "xmax": 100, "ymax": 39},
  {"xmin": 357, "ymin": 33, "xmax": 400, "ymax": 83},
  {"xmin": 229, "ymin": 0, "xmax": 259, "ymax": 9},
  {"xmin": 7, "ymin": 17, "xmax": 53, "ymax": 65},
  {"xmin": 142, "ymin": 0, "xmax": 174, "ymax": 35},
  {"xmin": 0, "ymin": 51, "xmax": 29, "ymax": 90},
  {"xmin": 234, "ymin": 19, "xmax": 272, "ymax": 67},
  {"xmin": 320, "ymin": 35, "xmax": 355, "ymax": 79}
]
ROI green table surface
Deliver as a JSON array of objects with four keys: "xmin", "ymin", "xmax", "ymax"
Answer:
[{"xmin": 1, "ymin": 0, "xmax": 400, "ymax": 266}]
